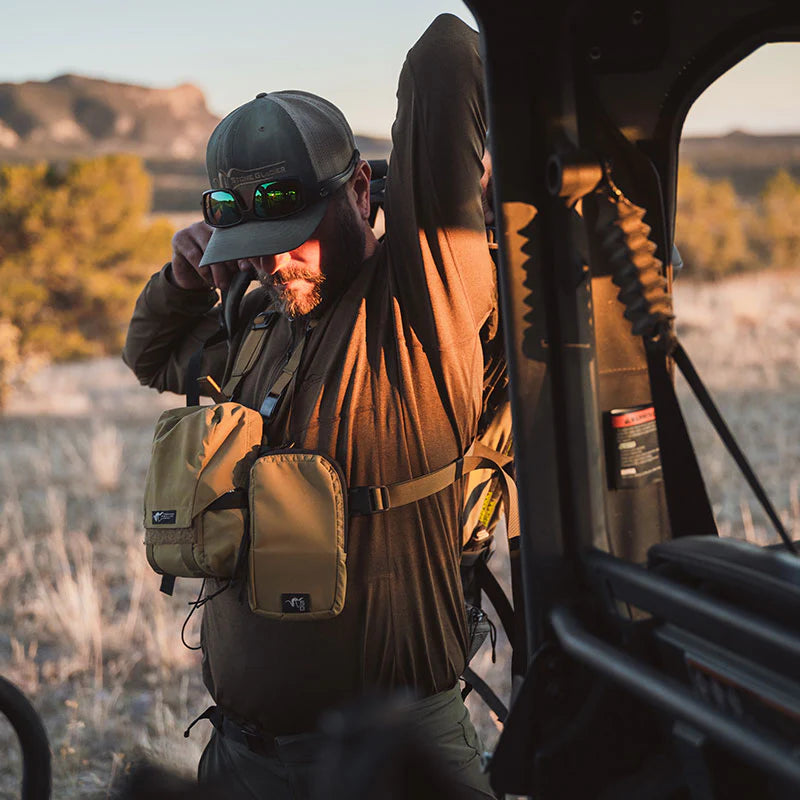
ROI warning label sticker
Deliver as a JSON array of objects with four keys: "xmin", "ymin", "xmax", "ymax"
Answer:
[
  {"xmin": 606, "ymin": 405, "xmax": 662, "ymax": 489},
  {"xmin": 611, "ymin": 406, "xmax": 656, "ymax": 429}
]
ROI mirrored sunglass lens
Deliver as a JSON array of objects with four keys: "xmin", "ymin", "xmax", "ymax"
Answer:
[
  {"xmin": 206, "ymin": 191, "xmax": 241, "ymax": 226},
  {"xmin": 253, "ymin": 181, "xmax": 303, "ymax": 218}
]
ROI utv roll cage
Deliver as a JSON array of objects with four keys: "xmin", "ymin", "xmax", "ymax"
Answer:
[{"xmin": 465, "ymin": 0, "xmax": 800, "ymax": 797}]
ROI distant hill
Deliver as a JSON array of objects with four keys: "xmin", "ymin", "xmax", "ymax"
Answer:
[
  {"xmin": 0, "ymin": 74, "xmax": 218, "ymax": 161},
  {"xmin": 679, "ymin": 131, "xmax": 800, "ymax": 198},
  {"xmin": 2, "ymin": 74, "xmax": 797, "ymax": 210},
  {"xmin": 0, "ymin": 74, "xmax": 392, "ymax": 213}
]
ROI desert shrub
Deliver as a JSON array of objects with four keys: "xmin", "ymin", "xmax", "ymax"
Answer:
[
  {"xmin": 0, "ymin": 318, "xmax": 22, "ymax": 408},
  {"xmin": 676, "ymin": 163, "xmax": 800, "ymax": 279},
  {"xmin": 0, "ymin": 155, "xmax": 173, "ymax": 370},
  {"xmin": 675, "ymin": 163, "xmax": 754, "ymax": 279},
  {"xmin": 756, "ymin": 168, "xmax": 800, "ymax": 270}
]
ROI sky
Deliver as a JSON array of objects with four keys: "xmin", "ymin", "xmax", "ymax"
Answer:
[{"xmin": 4, "ymin": 0, "xmax": 800, "ymax": 139}]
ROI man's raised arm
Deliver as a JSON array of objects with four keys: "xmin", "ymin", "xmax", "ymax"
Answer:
[{"xmin": 385, "ymin": 13, "xmax": 493, "ymax": 344}]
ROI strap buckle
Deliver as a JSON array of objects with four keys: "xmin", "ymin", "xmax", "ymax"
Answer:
[
  {"xmin": 367, "ymin": 485, "xmax": 390, "ymax": 513},
  {"xmin": 252, "ymin": 312, "xmax": 274, "ymax": 330},
  {"xmin": 260, "ymin": 393, "xmax": 279, "ymax": 418}
]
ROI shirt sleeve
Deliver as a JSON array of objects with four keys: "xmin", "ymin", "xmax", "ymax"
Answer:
[
  {"xmin": 122, "ymin": 263, "xmax": 227, "ymax": 395},
  {"xmin": 385, "ymin": 13, "xmax": 493, "ymax": 348}
]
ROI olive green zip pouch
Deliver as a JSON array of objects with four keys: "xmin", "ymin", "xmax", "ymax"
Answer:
[{"xmin": 247, "ymin": 450, "xmax": 347, "ymax": 621}]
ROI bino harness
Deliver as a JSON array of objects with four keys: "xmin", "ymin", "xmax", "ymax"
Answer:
[{"xmin": 143, "ymin": 302, "xmax": 519, "ymax": 623}]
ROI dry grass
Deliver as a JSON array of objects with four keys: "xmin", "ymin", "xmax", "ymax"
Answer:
[
  {"xmin": 0, "ymin": 362, "xmax": 205, "ymax": 799},
  {"xmin": 674, "ymin": 270, "xmax": 800, "ymax": 541},
  {"xmin": 0, "ymin": 270, "xmax": 798, "ymax": 792}
]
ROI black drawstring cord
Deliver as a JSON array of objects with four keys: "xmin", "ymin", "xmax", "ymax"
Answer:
[
  {"xmin": 180, "ymin": 579, "xmax": 231, "ymax": 650},
  {"xmin": 487, "ymin": 616, "xmax": 498, "ymax": 664}
]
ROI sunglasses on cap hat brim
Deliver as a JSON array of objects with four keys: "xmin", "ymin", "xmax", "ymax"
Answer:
[{"xmin": 202, "ymin": 150, "xmax": 360, "ymax": 229}]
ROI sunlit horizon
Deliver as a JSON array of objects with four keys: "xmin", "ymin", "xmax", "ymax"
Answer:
[{"xmin": 5, "ymin": 1, "xmax": 800, "ymax": 141}]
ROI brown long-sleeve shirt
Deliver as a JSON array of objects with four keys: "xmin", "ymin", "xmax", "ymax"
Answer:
[{"xmin": 124, "ymin": 14, "xmax": 493, "ymax": 734}]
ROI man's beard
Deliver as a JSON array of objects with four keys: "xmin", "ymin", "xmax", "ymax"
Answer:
[
  {"xmin": 260, "ymin": 199, "xmax": 365, "ymax": 319},
  {"xmin": 261, "ymin": 266, "xmax": 326, "ymax": 318}
]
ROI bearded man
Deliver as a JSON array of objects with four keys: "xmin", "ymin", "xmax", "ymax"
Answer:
[{"xmin": 124, "ymin": 13, "xmax": 497, "ymax": 799}]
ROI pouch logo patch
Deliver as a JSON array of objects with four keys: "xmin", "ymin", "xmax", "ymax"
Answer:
[
  {"xmin": 281, "ymin": 593, "xmax": 311, "ymax": 613},
  {"xmin": 151, "ymin": 510, "xmax": 177, "ymax": 525}
]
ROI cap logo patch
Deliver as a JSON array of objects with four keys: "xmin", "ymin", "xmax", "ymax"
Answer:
[{"xmin": 215, "ymin": 162, "xmax": 287, "ymax": 189}]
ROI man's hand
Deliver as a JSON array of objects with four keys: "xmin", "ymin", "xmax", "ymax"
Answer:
[{"xmin": 170, "ymin": 222, "xmax": 240, "ymax": 291}]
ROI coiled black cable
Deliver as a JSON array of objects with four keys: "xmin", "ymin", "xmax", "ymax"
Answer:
[{"xmin": 596, "ymin": 173, "xmax": 796, "ymax": 553}]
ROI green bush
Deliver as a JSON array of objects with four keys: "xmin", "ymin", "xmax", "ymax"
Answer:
[
  {"xmin": 0, "ymin": 155, "xmax": 173, "ymax": 366},
  {"xmin": 0, "ymin": 318, "xmax": 21, "ymax": 409},
  {"xmin": 675, "ymin": 163, "xmax": 754, "ymax": 279},
  {"xmin": 757, "ymin": 169, "xmax": 800, "ymax": 271},
  {"xmin": 676, "ymin": 163, "xmax": 800, "ymax": 279}
]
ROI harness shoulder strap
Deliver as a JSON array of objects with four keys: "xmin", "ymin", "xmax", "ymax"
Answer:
[
  {"xmin": 259, "ymin": 321, "xmax": 317, "ymax": 417},
  {"xmin": 220, "ymin": 314, "xmax": 317, "ymax": 423},
  {"xmin": 221, "ymin": 311, "xmax": 276, "ymax": 399}
]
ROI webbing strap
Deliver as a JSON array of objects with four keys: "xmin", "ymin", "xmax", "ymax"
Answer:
[
  {"xmin": 647, "ymin": 345, "xmax": 717, "ymax": 538},
  {"xmin": 221, "ymin": 312, "xmax": 276, "ymax": 399},
  {"xmin": 672, "ymin": 342, "xmax": 797, "ymax": 553},
  {"xmin": 475, "ymin": 557, "xmax": 516, "ymax": 651},
  {"xmin": 207, "ymin": 489, "xmax": 248, "ymax": 510},
  {"xmin": 186, "ymin": 327, "xmax": 227, "ymax": 407},
  {"xmin": 259, "ymin": 322, "xmax": 317, "ymax": 418},
  {"xmin": 462, "ymin": 667, "xmax": 509, "ymax": 722},
  {"xmin": 349, "ymin": 441, "xmax": 520, "ymax": 543}
]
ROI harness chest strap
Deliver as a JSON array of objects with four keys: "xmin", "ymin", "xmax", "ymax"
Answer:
[
  {"xmin": 349, "ymin": 440, "xmax": 519, "ymax": 542},
  {"xmin": 210, "ymin": 442, "xmax": 518, "ymax": 532},
  {"xmin": 204, "ymin": 438, "xmax": 518, "ymax": 550}
]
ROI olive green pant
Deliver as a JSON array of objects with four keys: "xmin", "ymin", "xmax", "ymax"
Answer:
[{"xmin": 197, "ymin": 684, "xmax": 496, "ymax": 799}]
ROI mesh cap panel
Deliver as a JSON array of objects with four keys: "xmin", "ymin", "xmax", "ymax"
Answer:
[{"xmin": 270, "ymin": 91, "xmax": 355, "ymax": 181}]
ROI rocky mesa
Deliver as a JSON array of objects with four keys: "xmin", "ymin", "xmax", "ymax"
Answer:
[
  {"xmin": 0, "ymin": 74, "xmax": 392, "ymax": 212},
  {"xmin": 3, "ymin": 73, "xmax": 798, "ymax": 211},
  {"xmin": 0, "ymin": 74, "xmax": 220, "ymax": 161},
  {"xmin": 0, "ymin": 74, "xmax": 392, "ymax": 165}
]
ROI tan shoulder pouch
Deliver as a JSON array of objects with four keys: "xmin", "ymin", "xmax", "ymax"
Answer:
[
  {"xmin": 144, "ymin": 402, "xmax": 263, "ymax": 579},
  {"xmin": 247, "ymin": 449, "xmax": 347, "ymax": 621}
]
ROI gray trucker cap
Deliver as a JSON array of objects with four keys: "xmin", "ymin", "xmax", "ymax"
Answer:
[{"xmin": 201, "ymin": 90, "xmax": 357, "ymax": 266}]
